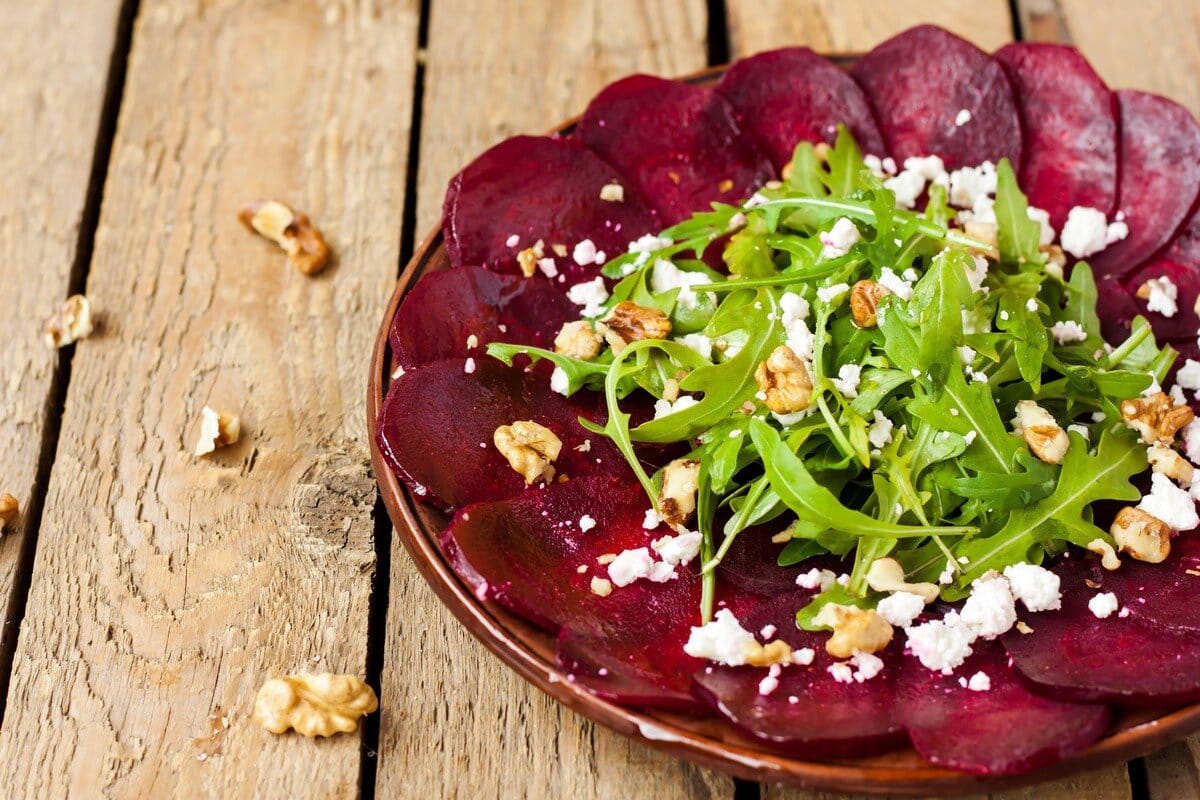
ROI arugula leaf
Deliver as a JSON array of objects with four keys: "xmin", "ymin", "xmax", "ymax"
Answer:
[
  {"xmin": 993, "ymin": 158, "xmax": 1043, "ymax": 266},
  {"xmin": 1065, "ymin": 261, "xmax": 1102, "ymax": 339},
  {"xmin": 486, "ymin": 343, "xmax": 612, "ymax": 395},
  {"xmin": 723, "ymin": 215, "xmax": 778, "ymax": 277},
  {"xmin": 822, "ymin": 125, "xmax": 864, "ymax": 198}
]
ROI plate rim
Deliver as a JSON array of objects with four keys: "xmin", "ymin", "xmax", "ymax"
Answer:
[{"xmin": 366, "ymin": 58, "xmax": 1200, "ymax": 795}]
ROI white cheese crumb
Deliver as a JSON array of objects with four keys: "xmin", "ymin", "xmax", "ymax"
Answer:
[
  {"xmin": 969, "ymin": 369, "xmax": 988, "ymax": 384},
  {"xmin": 653, "ymin": 395, "xmax": 700, "ymax": 419},
  {"xmin": 954, "ymin": 108, "xmax": 972, "ymax": 127},
  {"xmin": 966, "ymin": 671, "xmax": 991, "ymax": 692},
  {"xmin": 906, "ymin": 611, "xmax": 976, "ymax": 674},
  {"xmin": 903, "ymin": 155, "xmax": 947, "ymax": 182},
  {"xmin": 868, "ymin": 410, "xmax": 894, "ymax": 449},
  {"xmin": 1027, "ymin": 206, "xmax": 1056, "ymax": 246},
  {"xmin": 537, "ymin": 257, "xmax": 558, "ymax": 278},
  {"xmin": 819, "ymin": 218, "xmax": 862, "ymax": 259},
  {"xmin": 876, "ymin": 591, "xmax": 926, "ymax": 628},
  {"xmin": 832, "ymin": 363, "xmax": 862, "ymax": 398},
  {"xmin": 884, "ymin": 170, "xmax": 925, "ymax": 209},
  {"xmin": 651, "ymin": 258, "xmax": 713, "ymax": 309},
  {"xmin": 608, "ymin": 547, "xmax": 655, "ymax": 587},
  {"xmin": 1141, "ymin": 276, "xmax": 1179, "ymax": 318},
  {"xmin": 566, "ymin": 277, "xmax": 609, "ymax": 317},
  {"xmin": 964, "ymin": 255, "xmax": 989, "ymax": 294},
  {"xmin": 1088, "ymin": 592, "xmax": 1120, "ymax": 619},
  {"xmin": 1137, "ymin": 471, "xmax": 1200, "ymax": 530},
  {"xmin": 683, "ymin": 609, "xmax": 758, "ymax": 665},
  {"xmin": 464, "ymin": 357, "xmax": 476, "ymax": 374},
  {"xmin": 1185, "ymin": 419, "xmax": 1200, "ymax": 464},
  {"xmin": 505, "ymin": 234, "xmax": 520, "ymax": 248},
  {"xmin": 817, "ymin": 283, "xmax": 850, "ymax": 303},
  {"xmin": 780, "ymin": 291, "xmax": 810, "ymax": 323},
  {"xmin": 948, "ymin": 161, "xmax": 995, "ymax": 208},
  {"xmin": 827, "ymin": 662, "xmax": 854, "ymax": 684},
  {"xmin": 758, "ymin": 672, "xmax": 780, "ymax": 696},
  {"xmin": 850, "ymin": 650, "xmax": 884, "ymax": 682},
  {"xmin": 796, "ymin": 568, "xmax": 837, "ymax": 591},
  {"xmin": 958, "ymin": 345, "xmax": 976, "ymax": 365},
  {"xmin": 1067, "ymin": 424, "xmax": 1090, "ymax": 440},
  {"xmin": 652, "ymin": 531, "xmax": 702, "ymax": 566},
  {"xmin": 643, "ymin": 508, "xmax": 662, "ymax": 530},
  {"xmin": 1002, "ymin": 562, "xmax": 1062, "ymax": 612},
  {"xmin": 963, "ymin": 431, "xmax": 977, "ymax": 445},
  {"xmin": 760, "ymin": 624, "xmax": 777, "ymax": 639},
  {"xmin": 1025, "ymin": 297, "xmax": 1039, "ymax": 313},
  {"xmin": 1060, "ymin": 206, "xmax": 1128, "ymax": 259},
  {"xmin": 572, "ymin": 238, "xmax": 599, "ymax": 266},
  {"xmin": 960, "ymin": 573, "xmax": 1017, "ymax": 639},
  {"xmin": 938, "ymin": 560, "xmax": 956, "ymax": 585},
  {"xmin": 676, "ymin": 333, "xmax": 714, "ymax": 360},
  {"xmin": 1050, "ymin": 320, "xmax": 1088, "ymax": 345},
  {"xmin": 793, "ymin": 647, "xmax": 815, "ymax": 666},
  {"xmin": 878, "ymin": 267, "xmax": 914, "ymax": 301},
  {"xmin": 579, "ymin": 515, "xmax": 596, "ymax": 533},
  {"xmin": 550, "ymin": 366, "xmax": 569, "ymax": 396}
]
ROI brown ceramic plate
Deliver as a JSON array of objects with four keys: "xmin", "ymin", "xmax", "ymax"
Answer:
[{"xmin": 366, "ymin": 61, "xmax": 1200, "ymax": 795}]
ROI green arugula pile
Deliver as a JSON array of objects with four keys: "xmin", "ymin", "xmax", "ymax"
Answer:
[{"xmin": 488, "ymin": 128, "xmax": 1173, "ymax": 623}]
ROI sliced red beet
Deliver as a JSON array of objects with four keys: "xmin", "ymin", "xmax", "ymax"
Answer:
[
  {"xmin": 1095, "ymin": 272, "xmax": 1143, "ymax": 345},
  {"xmin": 576, "ymin": 75, "xmax": 775, "ymax": 225},
  {"xmin": 692, "ymin": 593, "xmax": 906, "ymax": 758},
  {"xmin": 994, "ymin": 43, "xmax": 1117, "ymax": 231},
  {"xmin": 715, "ymin": 525, "xmax": 849, "ymax": 596},
  {"xmin": 1003, "ymin": 556, "xmax": 1200, "ymax": 704},
  {"xmin": 900, "ymin": 638, "xmax": 1109, "ymax": 775},
  {"xmin": 1116, "ymin": 258, "xmax": 1200, "ymax": 341},
  {"xmin": 1088, "ymin": 91, "xmax": 1200, "ymax": 277},
  {"xmin": 1164, "ymin": 208, "xmax": 1200, "ymax": 268},
  {"xmin": 1099, "ymin": 533, "xmax": 1200, "ymax": 632},
  {"xmin": 442, "ymin": 476, "xmax": 708, "ymax": 708},
  {"xmin": 376, "ymin": 357, "xmax": 625, "ymax": 509},
  {"xmin": 851, "ymin": 26, "xmax": 1021, "ymax": 169},
  {"xmin": 442, "ymin": 135, "xmax": 658, "ymax": 281},
  {"xmin": 389, "ymin": 267, "xmax": 577, "ymax": 370},
  {"xmin": 714, "ymin": 47, "xmax": 885, "ymax": 169}
]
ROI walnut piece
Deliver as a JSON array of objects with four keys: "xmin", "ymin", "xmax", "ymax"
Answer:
[
  {"xmin": 1086, "ymin": 538, "xmax": 1122, "ymax": 571},
  {"xmin": 849, "ymin": 280, "xmax": 889, "ymax": 328},
  {"xmin": 599, "ymin": 301, "xmax": 671, "ymax": 354},
  {"xmin": 253, "ymin": 673, "xmax": 378, "ymax": 738},
  {"xmin": 1121, "ymin": 392, "xmax": 1194, "ymax": 445},
  {"xmin": 0, "ymin": 493, "xmax": 18, "ymax": 529},
  {"xmin": 553, "ymin": 320, "xmax": 602, "ymax": 361},
  {"xmin": 658, "ymin": 458, "xmax": 700, "ymax": 527},
  {"xmin": 1148, "ymin": 444, "xmax": 1195, "ymax": 484},
  {"xmin": 517, "ymin": 239, "xmax": 545, "ymax": 277},
  {"xmin": 599, "ymin": 183, "xmax": 625, "ymax": 202},
  {"xmin": 812, "ymin": 603, "xmax": 893, "ymax": 659},
  {"xmin": 43, "ymin": 294, "xmax": 93, "ymax": 348},
  {"xmin": 1012, "ymin": 400, "xmax": 1069, "ymax": 464},
  {"xmin": 493, "ymin": 420, "xmax": 562, "ymax": 484},
  {"xmin": 744, "ymin": 639, "xmax": 794, "ymax": 667},
  {"xmin": 239, "ymin": 200, "xmax": 331, "ymax": 276},
  {"xmin": 754, "ymin": 345, "xmax": 812, "ymax": 414},
  {"xmin": 865, "ymin": 557, "xmax": 939, "ymax": 603},
  {"xmin": 963, "ymin": 220, "xmax": 998, "ymax": 247},
  {"xmin": 194, "ymin": 406, "xmax": 241, "ymax": 456},
  {"xmin": 1110, "ymin": 506, "xmax": 1172, "ymax": 563}
]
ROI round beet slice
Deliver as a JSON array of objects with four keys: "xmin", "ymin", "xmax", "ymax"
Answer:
[
  {"xmin": 1117, "ymin": 258, "xmax": 1200, "ymax": 341},
  {"xmin": 995, "ymin": 43, "xmax": 1117, "ymax": 231},
  {"xmin": 715, "ymin": 524, "xmax": 850, "ymax": 596},
  {"xmin": 442, "ymin": 135, "xmax": 658, "ymax": 282},
  {"xmin": 1099, "ymin": 533, "xmax": 1200, "ymax": 632},
  {"xmin": 1165, "ymin": 208, "xmax": 1200, "ymax": 268},
  {"xmin": 376, "ymin": 357, "xmax": 625, "ymax": 509},
  {"xmin": 900, "ymin": 639, "xmax": 1110, "ymax": 775},
  {"xmin": 715, "ymin": 47, "xmax": 886, "ymax": 169},
  {"xmin": 576, "ymin": 75, "xmax": 775, "ymax": 225},
  {"xmin": 1088, "ymin": 91, "xmax": 1200, "ymax": 278},
  {"xmin": 1003, "ymin": 557, "xmax": 1200, "ymax": 704},
  {"xmin": 442, "ymin": 476, "xmax": 708, "ymax": 707},
  {"xmin": 692, "ymin": 593, "xmax": 906, "ymax": 758},
  {"xmin": 389, "ymin": 266, "xmax": 577, "ymax": 370},
  {"xmin": 851, "ymin": 25, "xmax": 1021, "ymax": 169}
]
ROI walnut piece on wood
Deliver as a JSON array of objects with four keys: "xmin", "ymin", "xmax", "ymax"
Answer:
[
  {"xmin": 253, "ymin": 673, "xmax": 378, "ymax": 738},
  {"xmin": 43, "ymin": 294, "xmax": 93, "ymax": 348},
  {"xmin": 0, "ymin": 493, "xmax": 18, "ymax": 530},
  {"xmin": 239, "ymin": 200, "xmax": 331, "ymax": 276},
  {"xmin": 194, "ymin": 406, "xmax": 241, "ymax": 457}
]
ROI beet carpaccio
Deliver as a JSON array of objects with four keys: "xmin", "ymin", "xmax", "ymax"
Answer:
[{"xmin": 379, "ymin": 25, "xmax": 1200, "ymax": 777}]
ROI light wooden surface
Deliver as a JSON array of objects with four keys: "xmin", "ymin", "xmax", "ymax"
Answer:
[{"xmin": 2, "ymin": 0, "xmax": 1199, "ymax": 798}]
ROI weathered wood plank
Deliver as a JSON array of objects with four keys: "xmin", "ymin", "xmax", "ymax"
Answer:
[
  {"xmin": 0, "ymin": 1, "xmax": 417, "ymax": 796},
  {"xmin": 0, "ymin": 0, "xmax": 124, "ymax": 666},
  {"xmin": 725, "ymin": 0, "xmax": 1014, "ymax": 58},
  {"xmin": 376, "ymin": 1, "xmax": 735, "ymax": 797}
]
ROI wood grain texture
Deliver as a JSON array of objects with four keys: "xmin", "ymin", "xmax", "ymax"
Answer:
[
  {"xmin": 376, "ymin": 1, "xmax": 735, "ymax": 798},
  {"xmin": 725, "ymin": 0, "xmax": 1014, "ymax": 57},
  {"xmin": 0, "ymin": 0, "xmax": 123, "ymax": 657},
  {"xmin": 0, "ymin": 0, "xmax": 417, "ymax": 796}
]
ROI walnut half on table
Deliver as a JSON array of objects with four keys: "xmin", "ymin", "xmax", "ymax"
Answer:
[{"xmin": 253, "ymin": 673, "xmax": 378, "ymax": 738}]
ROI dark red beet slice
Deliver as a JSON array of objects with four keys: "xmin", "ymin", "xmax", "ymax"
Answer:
[
  {"xmin": 1116, "ymin": 258, "xmax": 1200, "ymax": 341},
  {"xmin": 900, "ymin": 638, "xmax": 1109, "ymax": 775},
  {"xmin": 692, "ymin": 593, "xmax": 906, "ymax": 758},
  {"xmin": 1099, "ymin": 533, "xmax": 1200, "ymax": 632},
  {"xmin": 1165, "ymin": 208, "xmax": 1200, "ymax": 268},
  {"xmin": 376, "ymin": 357, "xmax": 625, "ymax": 509},
  {"xmin": 851, "ymin": 26, "xmax": 1021, "ymax": 169},
  {"xmin": 1089, "ymin": 91, "xmax": 1200, "ymax": 277},
  {"xmin": 442, "ymin": 135, "xmax": 658, "ymax": 281},
  {"xmin": 716, "ymin": 525, "xmax": 849, "ymax": 596},
  {"xmin": 390, "ymin": 267, "xmax": 577, "ymax": 370},
  {"xmin": 994, "ymin": 43, "xmax": 1117, "ymax": 231},
  {"xmin": 1095, "ymin": 272, "xmax": 1143, "ymax": 345},
  {"xmin": 442, "ymin": 476, "xmax": 707, "ymax": 708},
  {"xmin": 715, "ymin": 47, "xmax": 885, "ymax": 169},
  {"xmin": 576, "ymin": 76, "xmax": 775, "ymax": 224},
  {"xmin": 1003, "ymin": 556, "xmax": 1200, "ymax": 704}
]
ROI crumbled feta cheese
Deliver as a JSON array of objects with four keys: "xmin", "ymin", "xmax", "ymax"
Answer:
[
  {"xmin": 505, "ymin": 233, "xmax": 520, "ymax": 248},
  {"xmin": 938, "ymin": 560, "xmax": 956, "ymax": 585},
  {"xmin": 963, "ymin": 254, "xmax": 989, "ymax": 294},
  {"xmin": 1141, "ymin": 276, "xmax": 1179, "ymax": 318},
  {"xmin": 744, "ymin": 191, "xmax": 769, "ymax": 209},
  {"xmin": 960, "ymin": 574, "xmax": 1017, "ymax": 639},
  {"xmin": 758, "ymin": 672, "xmax": 780, "ymax": 696},
  {"xmin": 1002, "ymin": 562, "xmax": 1062, "ymax": 612},
  {"xmin": 884, "ymin": 170, "xmax": 926, "ymax": 209},
  {"xmin": 850, "ymin": 650, "xmax": 884, "ymax": 682},
  {"xmin": 1178, "ymin": 359, "xmax": 1200, "ymax": 391},
  {"xmin": 957, "ymin": 345, "xmax": 977, "ymax": 365},
  {"xmin": 647, "ymin": 561, "xmax": 677, "ymax": 583},
  {"xmin": 966, "ymin": 671, "xmax": 991, "ymax": 692},
  {"xmin": 827, "ymin": 662, "xmax": 854, "ymax": 684},
  {"xmin": 868, "ymin": 410, "xmax": 894, "ymax": 449},
  {"xmin": 1138, "ymin": 471, "xmax": 1200, "ymax": 530},
  {"xmin": 780, "ymin": 291, "xmax": 810, "ymax": 323},
  {"xmin": 1067, "ymin": 424, "xmax": 1090, "ymax": 440},
  {"xmin": 793, "ymin": 647, "xmax": 815, "ymax": 666},
  {"xmin": 1185, "ymin": 419, "xmax": 1200, "ymax": 464},
  {"xmin": 876, "ymin": 591, "xmax": 926, "ymax": 628},
  {"xmin": 783, "ymin": 317, "xmax": 814, "ymax": 361},
  {"xmin": 1025, "ymin": 297, "xmax": 1039, "ymax": 313},
  {"xmin": 906, "ymin": 611, "xmax": 976, "ymax": 674},
  {"xmin": 1060, "ymin": 206, "xmax": 1128, "ymax": 258},
  {"xmin": 652, "ymin": 531, "xmax": 702, "ymax": 566},
  {"xmin": 550, "ymin": 366, "xmax": 570, "ymax": 396},
  {"xmin": 903, "ymin": 155, "xmax": 947, "ymax": 182},
  {"xmin": 579, "ymin": 515, "xmax": 596, "ymax": 532},
  {"xmin": 627, "ymin": 234, "xmax": 673, "ymax": 269},
  {"xmin": 677, "ymin": 333, "xmax": 713, "ymax": 360},
  {"xmin": 820, "ymin": 217, "xmax": 862, "ymax": 259},
  {"xmin": 817, "ymin": 283, "xmax": 850, "ymax": 303},
  {"xmin": 464, "ymin": 357, "xmax": 476, "ymax": 374},
  {"xmin": 572, "ymin": 239, "xmax": 599, "ymax": 266},
  {"xmin": 1024, "ymin": 206, "xmax": 1055, "ymax": 247},
  {"xmin": 1051, "ymin": 320, "xmax": 1088, "ymax": 345},
  {"xmin": 642, "ymin": 508, "xmax": 662, "ymax": 530},
  {"xmin": 683, "ymin": 609, "xmax": 758, "ymax": 665},
  {"xmin": 954, "ymin": 109, "xmax": 972, "ymax": 127},
  {"xmin": 1088, "ymin": 592, "xmax": 1120, "ymax": 619},
  {"xmin": 653, "ymin": 395, "xmax": 700, "ymax": 419},
  {"xmin": 651, "ymin": 258, "xmax": 713, "ymax": 309},
  {"xmin": 832, "ymin": 363, "xmax": 862, "ymax": 398},
  {"xmin": 608, "ymin": 548, "xmax": 655, "ymax": 587},
  {"xmin": 969, "ymin": 369, "xmax": 988, "ymax": 384},
  {"xmin": 566, "ymin": 277, "xmax": 609, "ymax": 317},
  {"xmin": 878, "ymin": 267, "xmax": 914, "ymax": 301},
  {"xmin": 948, "ymin": 161, "xmax": 996, "ymax": 208},
  {"xmin": 536, "ymin": 257, "xmax": 558, "ymax": 278},
  {"xmin": 796, "ymin": 568, "xmax": 837, "ymax": 592},
  {"xmin": 760, "ymin": 624, "xmax": 777, "ymax": 639},
  {"xmin": 963, "ymin": 431, "xmax": 977, "ymax": 445}
]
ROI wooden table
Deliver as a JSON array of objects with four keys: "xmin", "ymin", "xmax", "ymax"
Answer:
[{"xmin": 4, "ymin": 0, "xmax": 1200, "ymax": 797}]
